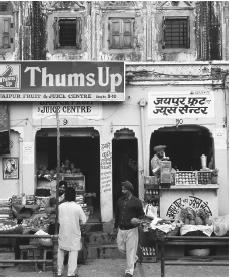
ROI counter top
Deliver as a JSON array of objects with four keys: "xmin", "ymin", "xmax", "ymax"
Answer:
[{"xmin": 160, "ymin": 184, "xmax": 219, "ymax": 190}]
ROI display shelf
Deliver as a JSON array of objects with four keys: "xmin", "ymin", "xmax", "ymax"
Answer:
[{"xmin": 160, "ymin": 184, "xmax": 219, "ymax": 190}]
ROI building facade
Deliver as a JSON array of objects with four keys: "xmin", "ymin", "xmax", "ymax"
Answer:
[{"xmin": 0, "ymin": 1, "xmax": 229, "ymax": 222}]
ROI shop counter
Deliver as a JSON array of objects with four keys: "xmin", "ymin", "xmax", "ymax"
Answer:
[{"xmin": 159, "ymin": 184, "xmax": 219, "ymax": 219}]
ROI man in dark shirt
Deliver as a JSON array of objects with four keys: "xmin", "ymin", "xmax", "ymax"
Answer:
[{"xmin": 114, "ymin": 180, "xmax": 145, "ymax": 277}]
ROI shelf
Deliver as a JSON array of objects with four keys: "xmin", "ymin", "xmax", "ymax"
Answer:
[{"xmin": 160, "ymin": 184, "xmax": 219, "ymax": 190}]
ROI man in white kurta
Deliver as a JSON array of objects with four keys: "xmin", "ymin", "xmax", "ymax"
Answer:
[{"xmin": 58, "ymin": 187, "xmax": 86, "ymax": 277}]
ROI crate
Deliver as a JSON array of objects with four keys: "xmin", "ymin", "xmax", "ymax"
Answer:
[
  {"xmin": 198, "ymin": 171, "xmax": 212, "ymax": 184},
  {"xmin": 140, "ymin": 247, "xmax": 157, "ymax": 263},
  {"xmin": 175, "ymin": 171, "xmax": 198, "ymax": 185}
]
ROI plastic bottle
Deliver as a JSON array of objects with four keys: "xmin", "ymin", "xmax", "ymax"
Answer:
[
  {"xmin": 22, "ymin": 193, "xmax": 26, "ymax": 205},
  {"xmin": 201, "ymin": 154, "xmax": 207, "ymax": 169}
]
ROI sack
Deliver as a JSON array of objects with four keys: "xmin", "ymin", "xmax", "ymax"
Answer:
[
  {"xmin": 212, "ymin": 215, "xmax": 229, "ymax": 236},
  {"xmin": 144, "ymin": 204, "xmax": 158, "ymax": 219},
  {"xmin": 35, "ymin": 229, "xmax": 52, "ymax": 247}
]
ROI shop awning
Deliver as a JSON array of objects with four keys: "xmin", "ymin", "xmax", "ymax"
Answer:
[{"xmin": 0, "ymin": 104, "xmax": 10, "ymax": 154}]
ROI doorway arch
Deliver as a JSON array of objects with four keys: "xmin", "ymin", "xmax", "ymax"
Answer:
[
  {"xmin": 149, "ymin": 125, "xmax": 215, "ymax": 173},
  {"xmin": 112, "ymin": 128, "xmax": 138, "ymax": 209}
]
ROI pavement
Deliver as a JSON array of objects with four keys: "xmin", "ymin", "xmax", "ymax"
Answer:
[{"xmin": 0, "ymin": 258, "xmax": 229, "ymax": 277}]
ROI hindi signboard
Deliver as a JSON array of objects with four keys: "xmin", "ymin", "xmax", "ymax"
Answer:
[
  {"xmin": 0, "ymin": 61, "xmax": 125, "ymax": 101},
  {"xmin": 148, "ymin": 91, "xmax": 214, "ymax": 119}
]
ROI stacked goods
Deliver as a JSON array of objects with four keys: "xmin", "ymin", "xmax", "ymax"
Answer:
[
  {"xmin": 180, "ymin": 207, "xmax": 212, "ymax": 226},
  {"xmin": 175, "ymin": 171, "xmax": 197, "ymax": 185},
  {"xmin": 11, "ymin": 195, "xmax": 22, "ymax": 205},
  {"xmin": 26, "ymin": 195, "xmax": 36, "ymax": 205},
  {"xmin": 198, "ymin": 171, "xmax": 212, "ymax": 184},
  {"xmin": 35, "ymin": 196, "xmax": 50, "ymax": 213},
  {"xmin": 0, "ymin": 200, "xmax": 11, "ymax": 219},
  {"xmin": 75, "ymin": 195, "xmax": 90, "ymax": 218},
  {"xmin": 22, "ymin": 215, "xmax": 50, "ymax": 233}
]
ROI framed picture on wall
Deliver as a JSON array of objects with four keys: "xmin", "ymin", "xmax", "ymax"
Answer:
[{"xmin": 2, "ymin": 157, "xmax": 19, "ymax": 180}]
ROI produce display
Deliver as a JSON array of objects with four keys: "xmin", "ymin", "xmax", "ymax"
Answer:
[
  {"xmin": 175, "ymin": 171, "xmax": 197, "ymax": 185},
  {"xmin": 179, "ymin": 207, "xmax": 212, "ymax": 226},
  {"xmin": 0, "ymin": 220, "xmax": 22, "ymax": 233}
]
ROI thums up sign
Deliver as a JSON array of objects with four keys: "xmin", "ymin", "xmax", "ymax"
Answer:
[{"xmin": 0, "ymin": 61, "xmax": 125, "ymax": 101}]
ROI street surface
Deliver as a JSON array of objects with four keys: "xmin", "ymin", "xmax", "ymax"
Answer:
[{"xmin": 0, "ymin": 258, "xmax": 228, "ymax": 277}]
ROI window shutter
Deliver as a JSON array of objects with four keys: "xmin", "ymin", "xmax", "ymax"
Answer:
[
  {"xmin": 53, "ymin": 17, "xmax": 59, "ymax": 49},
  {"xmin": 108, "ymin": 20, "xmax": 111, "ymax": 48},
  {"xmin": 162, "ymin": 16, "xmax": 166, "ymax": 49},
  {"xmin": 123, "ymin": 19, "xmax": 133, "ymax": 48},
  {"xmin": 3, "ymin": 18, "xmax": 10, "ymax": 48},
  {"xmin": 111, "ymin": 19, "xmax": 121, "ymax": 49},
  {"xmin": 75, "ymin": 17, "xmax": 82, "ymax": 49},
  {"xmin": 186, "ymin": 17, "xmax": 190, "ymax": 48}
]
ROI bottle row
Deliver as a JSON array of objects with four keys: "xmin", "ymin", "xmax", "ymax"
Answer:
[
  {"xmin": 141, "ymin": 247, "xmax": 156, "ymax": 256},
  {"xmin": 145, "ymin": 189, "xmax": 159, "ymax": 195}
]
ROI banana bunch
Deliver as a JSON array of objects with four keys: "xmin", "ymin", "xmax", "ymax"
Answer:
[
  {"xmin": 196, "ymin": 208, "xmax": 212, "ymax": 225},
  {"xmin": 180, "ymin": 207, "xmax": 196, "ymax": 225}
]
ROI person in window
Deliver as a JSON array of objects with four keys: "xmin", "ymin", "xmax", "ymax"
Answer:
[
  {"xmin": 57, "ymin": 187, "xmax": 86, "ymax": 277},
  {"xmin": 114, "ymin": 181, "xmax": 145, "ymax": 277},
  {"xmin": 151, "ymin": 145, "xmax": 168, "ymax": 176}
]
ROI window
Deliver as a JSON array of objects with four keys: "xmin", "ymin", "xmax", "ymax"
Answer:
[
  {"xmin": 0, "ymin": 17, "xmax": 11, "ymax": 49},
  {"xmin": 163, "ymin": 17, "xmax": 189, "ymax": 49},
  {"xmin": 53, "ymin": 17, "xmax": 82, "ymax": 49},
  {"xmin": 0, "ymin": 3, "xmax": 8, "ymax": 12},
  {"xmin": 109, "ymin": 18, "xmax": 134, "ymax": 49}
]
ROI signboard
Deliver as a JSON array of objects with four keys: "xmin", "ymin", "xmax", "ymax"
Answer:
[
  {"xmin": 100, "ymin": 140, "xmax": 113, "ymax": 222},
  {"xmin": 0, "ymin": 61, "xmax": 125, "ymax": 101},
  {"xmin": 148, "ymin": 91, "xmax": 214, "ymax": 119},
  {"xmin": 33, "ymin": 102, "xmax": 102, "ymax": 119},
  {"xmin": 166, "ymin": 196, "xmax": 212, "ymax": 219},
  {"xmin": 23, "ymin": 142, "xmax": 34, "ymax": 164}
]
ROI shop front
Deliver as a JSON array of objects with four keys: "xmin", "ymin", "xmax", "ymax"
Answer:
[{"xmin": 0, "ymin": 61, "xmax": 228, "ymax": 226}]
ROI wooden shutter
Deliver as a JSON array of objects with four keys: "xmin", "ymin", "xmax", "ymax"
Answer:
[
  {"xmin": 162, "ymin": 16, "xmax": 166, "ymax": 49},
  {"xmin": 186, "ymin": 17, "xmax": 190, "ymax": 48},
  {"xmin": 53, "ymin": 17, "xmax": 59, "ymax": 49},
  {"xmin": 75, "ymin": 17, "xmax": 82, "ymax": 49},
  {"xmin": 123, "ymin": 19, "xmax": 133, "ymax": 48},
  {"xmin": 110, "ymin": 19, "xmax": 121, "ymax": 49},
  {"xmin": 3, "ymin": 18, "xmax": 10, "ymax": 48}
]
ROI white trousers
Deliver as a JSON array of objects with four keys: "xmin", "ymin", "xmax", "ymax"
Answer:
[
  {"xmin": 57, "ymin": 248, "xmax": 78, "ymax": 276},
  {"xmin": 117, "ymin": 227, "xmax": 139, "ymax": 275}
]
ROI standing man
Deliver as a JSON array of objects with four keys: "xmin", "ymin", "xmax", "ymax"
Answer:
[
  {"xmin": 151, "ymin": 145, "xmax": 167, "ymax": 176},
  {"xmin": 114, "ymin": 181, "xmax": 145, "ymax": 277},
  {"xmin": 57, "ymin": 187, "xmax": 86, "ymax": 277}
]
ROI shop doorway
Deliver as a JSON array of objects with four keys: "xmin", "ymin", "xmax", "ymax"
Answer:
[
  {"xmin": 149, "ymin": 125, "xmax": 214, "ymax": 173},
  {"xmin": 36, "ymin": 128, "xmax": 100, "ymax": 220},
  {"xmin": 112, "ymin": 128, "xmax": 138, "ymax": 209}
]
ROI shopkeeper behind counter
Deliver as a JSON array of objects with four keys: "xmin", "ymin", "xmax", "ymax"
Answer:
[{"xmin": 151, "ymin": 145, "xmax": 169, "ymax": 176}]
